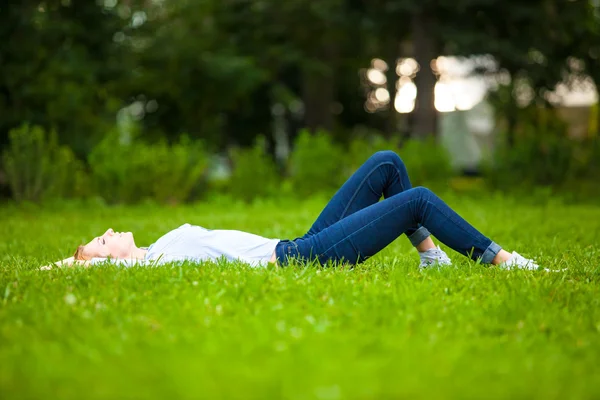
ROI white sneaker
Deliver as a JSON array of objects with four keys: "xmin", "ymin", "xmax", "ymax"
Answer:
[
  {"xmin": 419, "ymin": 246, "xmax": 452, "ymax": 268},
  {"xmin": 500, "ymin": 251, "xmax": 540, "ymax": 270}
]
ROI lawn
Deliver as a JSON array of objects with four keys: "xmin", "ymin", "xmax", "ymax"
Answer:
[{"xmin": 1, "ymin": 193, "xmax": 599, "ymax": 400}]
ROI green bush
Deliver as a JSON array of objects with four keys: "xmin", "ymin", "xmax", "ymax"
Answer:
[
  {"xmin": 228, "ymin": 137, "xmax": 280, "ymax": 202},
  {"xmin": 88, "ymin": 128, "xmax": 207, "ymax": 204},
  {"xmin": 347, "ymin": 133, "xmax": 398, "ymax": 172},
  {"xmin": 348, "ymin": 134, "xmax": 454, "ymax": 187},
  {"xmin": 485, "ymin": 110, "xmax": 585, "ymax": 189},
  {"xmin": 554, "ymin": 136, "xmax": 600, "ymax": 201},
  {"xmin": 288, "ymin": 129, "xmax": 346, "ymax": 197},
  {"xmin": 398, "ymin": 138, "xmax": 454, "ymax": 186},
  {"xmin": 1, "ymin": 124, "xmax": 84, "ymax": 202}
]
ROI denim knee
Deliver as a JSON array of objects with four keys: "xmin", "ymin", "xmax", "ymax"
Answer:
[
  {"xmin": 374, "ymin": 150, "xmax": 404, "ymax": 165},
  {"xmin": 373, "ymin": 150, "xmax": 407, "ymax": 176},
  {"xmin": 411, "ymin": 186, "xmax": 435, "ymax": 220},
  {"xmin": 413, "ymin": 186, "xmax": 434, "ymax": 199}
]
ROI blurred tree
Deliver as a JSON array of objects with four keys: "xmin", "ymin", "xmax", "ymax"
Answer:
[
  {"xmin": 441, "ymin": 0, "xmax": 598, "ymax": 144},
  {"xmin": 126, "ymin": 0, "xmax": 270, "ymax": 148},
  {"xmin": 362, "ymin": 0, "xmax": 598, "ymax": 140},
  {"xmin": 129, "ymin": 0, "xmax": 370, "ymax": 149},
  {"xmin": 0, "ymin": 0, "xmax": 132, "ymax": 157},
  {"xmin": 571, "ymin": 0, "xmax": 600, "ymax": 136},
  {"xmin": 0, "ymin": 0, "xmax": 597, "ymax": 162}
]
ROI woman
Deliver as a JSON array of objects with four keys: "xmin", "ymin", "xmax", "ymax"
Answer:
[{"xmin": 42, "ymin": 151, "xmax": 538, "ymax": 270}]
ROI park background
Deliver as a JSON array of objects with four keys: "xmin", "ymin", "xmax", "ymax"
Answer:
[
  {"xmin": 1, "ymin": 1, "xmax": 600, "ymax": 400},
  {"xmin": 1, "ymin": 0, "xmax": 599, "ymax": 203}
]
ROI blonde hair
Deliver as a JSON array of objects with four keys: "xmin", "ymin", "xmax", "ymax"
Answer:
[{"xmin": 73, "ymin": 245, "xmax": 90, "ymax": 261}]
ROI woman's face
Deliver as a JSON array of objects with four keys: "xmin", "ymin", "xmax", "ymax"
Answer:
[{"xmin": 83, "ymin": 228, "xmax": 136, "ymax": 259}]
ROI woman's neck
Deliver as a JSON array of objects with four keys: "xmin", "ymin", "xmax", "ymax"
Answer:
[{"xmin": 131, "ymin": 247, "xmax": 148, "ymax": 260}]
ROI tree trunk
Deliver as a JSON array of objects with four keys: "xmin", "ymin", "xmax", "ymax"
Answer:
[
  {"xmin": 411, "ymin": 12, "xmax": 438, "ymax": 139},
  {"xmin": 302, "ymin": 67, "xmax": 334, "ymax": 132},
  {"xmin": 384, "ymin": 40, "xmax": 400, "ymax": 137},
  {"xmin": 506, "ymin": 114, "xmax": 517, "ymax": 148},
  {"xmin": 591, "ymin": 69, "xmax": 600, "ymax": 138},
  {"xmin": 302, "ymin": 38, "xmax": 337, "ymax": 133}
]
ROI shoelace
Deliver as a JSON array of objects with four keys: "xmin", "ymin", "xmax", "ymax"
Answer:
[{"xmin": 421, "ymin": 248, "xmax": 451, "ymax": 264}]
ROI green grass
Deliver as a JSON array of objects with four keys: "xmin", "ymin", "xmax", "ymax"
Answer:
[{"xmin": 1, "ymin": 193, "xmax": 599, "ymax": 400}]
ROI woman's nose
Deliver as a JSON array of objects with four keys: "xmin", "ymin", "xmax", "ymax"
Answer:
[{"xmin": 106, "ymin": 228, "xmax": 114, "ymax": 236}]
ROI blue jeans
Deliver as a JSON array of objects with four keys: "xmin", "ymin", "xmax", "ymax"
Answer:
[{"xmin": 275, "ymin": 151, "xmax": 501, "ymax": 266}]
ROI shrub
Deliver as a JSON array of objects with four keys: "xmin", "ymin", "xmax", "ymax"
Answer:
[
  {"xmin": 1, "ymin": 124, "xmax": 84, "ymax": 202},
  {"xmin": 347, "ymin": 134, "xmax": 399, "ymax": 172},
  {"xmin": 228, "ymin": 136, "xmax": 280, "ymax": 202},
  {"xmin": 348, "ymin": 134, "xmax": 454, "ymax": 187},
  {"xmin": 397, "ymin": 138, "xmax": 454, "ymax": 186},
  {"xmin": 485, "ymin": 110, "xmax": 583, "ymax": 189},
  {"xmin": 88, "ymin": 128, "xmax": 207, "ymax": 204},
  {"xmin": 288, "ymin": 129, "xmax": 346, "ymax": 197}
]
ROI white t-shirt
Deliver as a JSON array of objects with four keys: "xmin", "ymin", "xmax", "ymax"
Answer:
[{"xmin": 91, "ymin": 224, "xmax": 280, "ymax": 268}]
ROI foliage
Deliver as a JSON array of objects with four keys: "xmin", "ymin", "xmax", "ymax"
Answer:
[
  {"xmin": 485, "ymin": 108, "xmax": 596, "ymax": 189},
  {"xmin": 88, "ymin": 127, "xmax": 207, "ymax": 204},
  {"xmin": 1, "ymin": 0, "xmax": 598, "ymax": 159},
  {"xmin": 398, "ymin": 139, "xmax": 454, "ymax": 186},
  {"xmin": 228, "ymin": 136, "xmax": 280, "ymax": 202},
  {"xmin": 346, "ymin": 132, "xmax": 399, "ymax": 173},
  {"xmin": 442, "ymin": 0, "xmax": 596, "ymax": 109},
  {"xmin": 0, "ymin": 0, "xmax": 597, "ymax": 201},
  {"xmin": 348, "ymin": 134, "xmax": 455, "ymax": 187},
  {"xmin": 288, "ymin": 129, "xmax": 346, "ymax": 197},
  {"xmin": 128, "ymin": 0, "xmax": 272, "ymax": 147},
  {"xmin": 1, "ymin": 124, "xmax": 84, "ymax": 202},
  {"xmin": 0, "ymin": 1, "xmax": 132, "ymax": 156},
  {"xmin": 1, "ymin": 196, "xmax": 600, "ymax": 398}
]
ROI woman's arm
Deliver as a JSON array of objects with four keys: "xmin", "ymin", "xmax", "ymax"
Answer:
[{"xmin": 40, "ymin": 257, "xmax": 90, "ymax": 270}]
